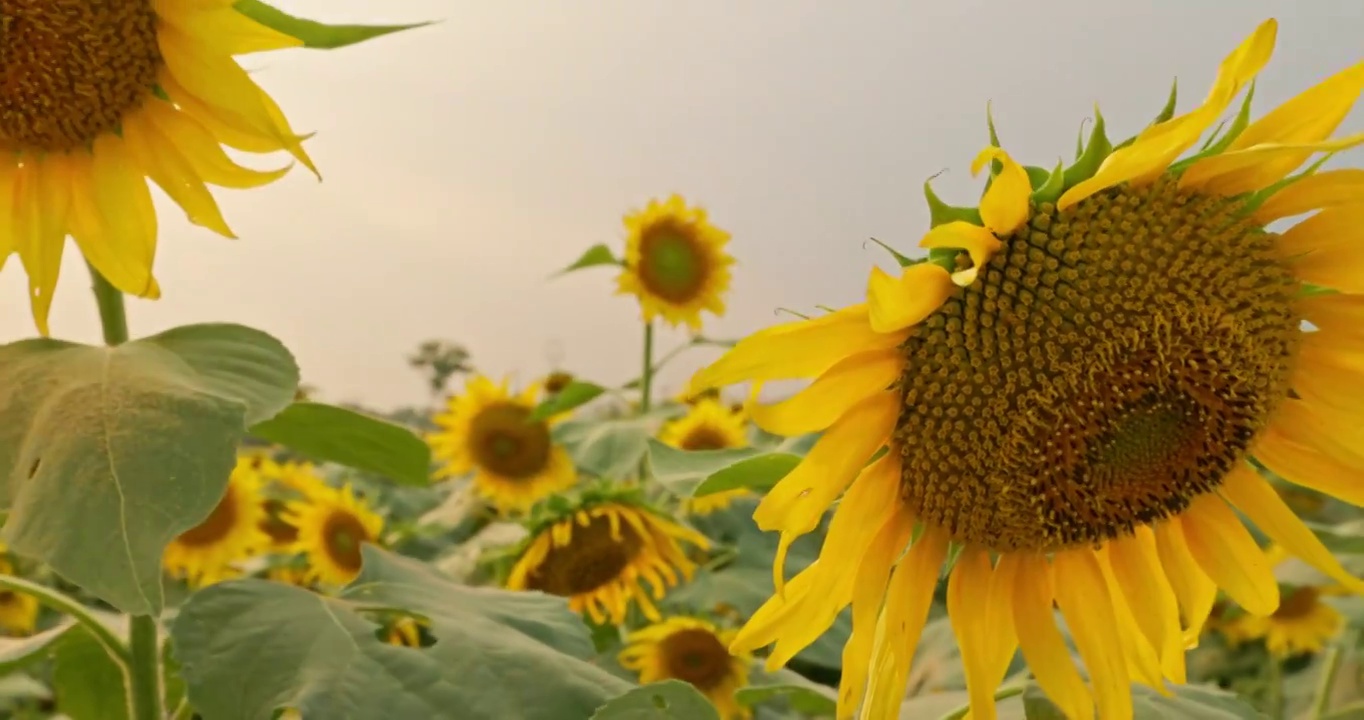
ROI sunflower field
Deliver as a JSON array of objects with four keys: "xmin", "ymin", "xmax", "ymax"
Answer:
[{"xmin": 0, "ymin": 4, "xmax": 1363, "ymax": 720}]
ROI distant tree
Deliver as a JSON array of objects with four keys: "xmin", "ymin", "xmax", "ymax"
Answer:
[{"xmin": 407, "ymin": 339, "xmax": 473, "ymax": 398}]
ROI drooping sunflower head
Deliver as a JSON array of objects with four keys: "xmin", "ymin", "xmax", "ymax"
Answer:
[
  {"xmin": 428, "ymin": 375, "xmax": 578, "ymax": 514},
  {"xmin": 284, "ymin": 483, "xmax": 385, "ymax": 587},
  {"xmin": 690, "ymin": 19, "xmax": 1364, "ymax": 720},
  {"xmin": 619, "ymin": 617, "xmax": 752, "ymax": 720},
  {"xmin": 0, "ymin": 0, "xmax": 319, "ymax": 333},
  {"xmin": 0, "ymin": 553, "xmax": 36, "ymax": 636},
  {"xmin": 659, "ymin": 398, "xmax": 749, "ymax": 452},
  {"xmin": 163, "ymin": 456, "xmax": 271, "ymax": 588},
  {"xmin": 617, "ymin": 195, "xmax": 734, "ymax": 330},
  {"xmin": 506, "ymin": 498, "xmax": 710, "ymax": 625}
]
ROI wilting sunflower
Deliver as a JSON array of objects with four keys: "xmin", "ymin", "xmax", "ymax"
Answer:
[
  {"xmin": 617, "ymin": 194, "xmax": 734, "ymax": 330},
  {"xmin": 506, "ymin": 501, "xmax": 709, "ymax": 625},
  {"xmin": 429, "ymin": 375, "xmax": 577, "ymax": 514},
  {"xmin": 0, "ymin": 551, "xmax": 36, "ymax": 636},
  {"xmin": 163, "ymin": 457, "xmax": 270, "ymax": 587},
  {"xmin": 689, "ymin": 19, "xmax": 1364, "ymax": 720},
  {"xmin": 0, "ymin": 0, "xmax": 332, "ymax": 334},
  {"xmin": 1218, "ymin": 545, "xmax": 1346, "ymax": 658},
  {"xmin": 285, "ymin": 484, "xmax": 384, "ymax": 587},
  {"xmin": 619, "ymin": 617, "xmax": 752, "ymax": 720}
]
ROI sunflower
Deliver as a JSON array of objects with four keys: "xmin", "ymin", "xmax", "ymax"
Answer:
[
  {"xmin": 0, "ymin": 552, "xmax": 37, "ymax": 636},
  {"xmin": 1218, "ymin": 545, "xmax": 1346, "ymax": 658},
  {"xmin": 506, "ymin": 501, "xmax": 709, "ymax": 625},
  {"xmin": 429, "ymin": 375, "xmax": 578, "ymax": 514},
  {"xmin": 659, "ymin": 398, "xmax": 749, "ymax": 452},
  {"xmin": 688, "ymin": 19, "xmax": 1364, "ymax": 720},
  {"xmin": 270, "ymin": 460, "xmax": 332, "ymax": 498},
  {"xmin": 619, "ymin": 617, "xmax": 752, "ymax": 720},
  {"xmin": 0, "ymin": 0, "xmax": 327, "ymax": 334},
  {"xmin": 543, "ymin": 370, "xmax": 575, "ymax": 395},
  {"xmin": 284, "ymin": 483, "xmax": 384, "ymax": 587},
  {"xmin": 383, "ymin": 616, "xmax": 429, "ymax": 648},
  {"xmin": 163, "ymin": 456, "xmax": 270, "ymax": 587},
  {"xmin": 617, "ymin": 195, "xmax": 734, "ymax": 330}
]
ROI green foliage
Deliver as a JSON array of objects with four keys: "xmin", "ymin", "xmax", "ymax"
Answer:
[
  {"xmin": 556, "ymin": 244, "xmax": 624, "ymax": 276},
  {"xmin": 0, "ymin": 324, "xmax": 298, "ymax": 615},
  {"xmin": 233, "ymin": 1, "xmax": 431, "ymax": 49},
  {"xmin": 53, "ymin": 627, "xmax": 129, "ymax": 720},
  {"xmin": 589, "ymin": 681, "xmax": 720, "ymax": 720},
  {"xmin": 0, "ymin": 622, "xmax": 73, "ymax": 676},
  {"xmin": 1019, "ymin": 683, "xmax": 1264, "ymax": 720},
  {"xmin": 735, "ymin": 677, "xmax": 837, "ymax": 715},
  {"xmin": 250, "ymin": 402, "xmax": 432, "ymax": 486},
  {"xmin": 532, "ymin": 381, "xmax": 608, "ymax": 421},
  {"xmin": 694, "ymin": 453, "xmax": 800, "ymax": 497},
  {"xmin": 554, "ymin": 410, "xmax": 678, "ymax": 480},
  {"xmin": 645, "ymin": 437, "xmax": 805, "ymax": 498},
  {"xmin": 172, "ymin": 546, "xmax": 631, "ymax": 719}
]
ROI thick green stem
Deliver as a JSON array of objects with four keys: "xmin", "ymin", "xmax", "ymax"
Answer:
[
  {"xmin": 88, "ymin": 263, "xmax": 162, "ymax": 719},
  {"xmin": 639, "ymin": 322, "xmax": 654, "ymax": 414},
  {"xmin": 1266, "ymin": 657, "xmax": 1285, "ymax": 720},
  {"xmin": 0, "ymin": 574, "xmax": 130, "ymax": 668},
  {"xmin": 128, "ymin": 615, "xmax": 163, "ymax": 720}
]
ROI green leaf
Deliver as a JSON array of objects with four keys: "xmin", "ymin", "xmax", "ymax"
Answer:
[
  {"xmin": 555, "ymin": 412, "xmax": 676, "ymax": 480},
  {"xmin": 591, "ymin": 681, "xmax": 721, "ymax": 720},
  {"xmin": 250, "ymin": 402, "xmax": 432, "ymax": 486},
  {"xmin": 173, "ymin": 546, "xmax": 629, "ymax": 720},
  {"xmin": 1031, "ymin": 160, "xmax": 1066, "ymax": 205},
  {"xmin": 233, "ymin": 0, "xmax": 431, "ymax": 49},
  {"xmin": 1020, "ymin": 683, "xmax": 1262, "ymax": 719},
  {"xmin": 735, "ymin": 681, "xmax": 837, "ymax": 715},
  {"xmin": 0, "ymin": 324, "xmax": 298, "ymax": 615},
  {"xmin": 53, "ymin": 627, "xmax": 129, "ymax": 720},
  {"xmin": 694, "ymin": 453, "xmax": 801, "ymax": 497},
  {"xmin": 1063, "ymin": 107, "xmax": 1111, "ymax": 190},
  {"xmin": 0, "ymin": 620, "xmax": 74, "ymax": 675},
  {"xmin": 532, "ymin": 381, "xmax": 607, "ymax": 421},
  {"xmin": 555, "ymin": 243, "xmax": 623, "ymax": 277},
  {"xmin": 644, "ymin": 439, "xmax": 762, "ymax": 497}
]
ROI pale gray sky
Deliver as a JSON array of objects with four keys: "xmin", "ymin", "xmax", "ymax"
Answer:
[{"xmin": 3, "ymin": 1, "xmax": 1361, "ymax": 409}]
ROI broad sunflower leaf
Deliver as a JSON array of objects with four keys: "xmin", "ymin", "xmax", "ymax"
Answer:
[
  {"xmin": 644, "ymin": 439, "xmax": 762, "ymax": 497},
  {"xmin": 692, "ymin": 453, "xmax": 801, "ymax": 497},
  {"xmin": 555, "ymin": 244, "xmax": 624, "ymax": 277},
  {"xmin": 590, "ymin": 681, "xmax": 721, "ymax": 720},
  {"xmin": 249, "ymin": 402, "xmax": 432, "ymax": 486},
  {"xmin": 532, "ymin": 381, "xmax": 607, "ymax": 421},
  {"xmin": 233, "ymin": 1, "xmax": 430, "ymax": 49},
  {"xmin": 1019, "ymin": 683, "xmax": 1262, "ymax": 720},
  {"xmin": 172, "ymin": 546, "xmax": 631, "ymax": 720},
  {"xmin": 52, "ymin": 627, "xmax": 129, "ymax": 720},
  {"xmin": 735, "ymin": 672, "xmax": 837, "ymax": 715},
  {"xmin": 555, "ymin": 412, "xmax": 677, "ymax": 480},
  {"xmin": 0, "ymin": 324, "xmax": 298, "ymax": 615}
]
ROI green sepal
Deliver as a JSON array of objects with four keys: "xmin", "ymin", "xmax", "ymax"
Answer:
[
  {"xmin": 985, "ymin": 102, "xmax": 1004, "ymax": 178},
  {"xmin": 868, "ymin": 237, "xmax": 921, "ymax": 268},
  {"xmin": 1023, "ymin": 165, "xmax": 1052, "ymax": 190},
  {"xmin": 1062, "ymin": 106, "xmax": 1111, "ymax": 189},
  {"xmin": 924, "ymin": 176, "xmax": 983, "ymax": 228},
  {"xmin": 1240, "ymin": 153, "xmax": 1335, "ymax": 218},
  {"xmin": 1031, "ymin": 159, "xmax": 1066, "ymax": 205},
  {"xmin": 1297, "ymin": 283, "xmax": 1340, "ymax": 298},
  {"xmin": 927, "ymin": 247, "xmax": 960, "ymax": 272},
  {"xmin": 1075, "ymin": 117, "xmax": 1090, "ymax": 160},
  {"xmin": 234, "ymin": 0, "xmax": 432, "ymax": 49},
  {"xmin": 1170, "ymin": 83, "xmax": 1258, "ymax": 175},
  {"xmin": 1113, "ymin": 79, "xmax": 1178, "ymax": 152},
  {"xmin": 552, "ymin": 243, "xmax": 623, "ymax": 278}
]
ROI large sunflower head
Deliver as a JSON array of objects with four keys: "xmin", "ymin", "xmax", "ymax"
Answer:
[
  {"xmin": 428, "ymin": 375, "xmax": 578, "ymax": 515},
  {"xmin": 506, "ymin": 497, "xmax": 710, "ymax": 625},
  {"xmin": 0, "ymin": 551, "xmax": 37, "ymax": 636},
  {"xmin": 619, "ymin": 617, "xmax": 752, "ymax": 720},
  {"xmin": 163, "ymin": 456, "xmax": 271, "ymax": 588},
  {"xmin": 0, "ymin": 0, "xmax": 319, "ymax": 334},
  {"xmin": 284, "ymin": 483, "xmax": 385, "ymax": 587},
  {"xmin": 616, "ymin": 194, "xmax": 734, "ymax": 331},
  {"xmin": 689, "ymin": 19, "xmax": 1364, "ymax": 720}
]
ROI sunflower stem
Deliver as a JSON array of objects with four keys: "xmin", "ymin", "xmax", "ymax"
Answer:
[
  {"xmin": 1309, "ymin": 644, "xmax": 1345, "ymax": 719},
  {"xmin": 128, "ymin": 615, "xmax": 163, "ymax": 720},
  {"xmin": 89, "ymin": 263, "xmax": 129, "ymax": 346},
  {"xmin": 935, "ymin": 681, "xmax": 1028, "ymax": 720},
  {"xmin": 0, "ymin": 574, "xmax": 130, "ymax": 668},
  {"xmin": 639, "ymin": 321, "xmax": 655, "ymax": 415},
  {"xmin": 1266, "ymin": 656, "xmax": 1285, "ymax": 720}
]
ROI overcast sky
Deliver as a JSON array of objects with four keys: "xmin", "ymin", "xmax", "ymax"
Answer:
[{"xmin": 2, "ymin": 1, "xmax": 1360, "ymax": 409}]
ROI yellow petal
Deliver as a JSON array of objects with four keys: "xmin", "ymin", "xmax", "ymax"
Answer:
[
  {"xmin": 0, "ymin": 157, "xmax": 18, "ymax": 266},
  {"xmin": 68, "ymin": 135, "xmax": 162, "ymax": 299},
  {"xmin": 948, "ymin": 547, "xmax": 1017, "ymax": 720},
  {"xmin": 1227, "ymin": 61, "xmax": 1364, "ymax": 151},
  {"xmin": 753, "ymin": 391, "xmax": 899, "ymax": 537},
  {"xmin": 1255, "ymin": 427, "xmax": 1364, "ymax": 506},
  {"xmin": 1298, "ymin": 293, "xmax": 1364, "ymax": 337},
  {"xmin": 866, "ymin": 264, "xmax": 956, "ymax": 333},
  {"xmin": 971, "ymin": 147, "xmax": 1032, "ymax": 235},
  {"xmin": 143, "ymin": 101, "xmax": 293, "ymax": 189},
  {"xmin": 917, "ymin": 221, "xmax": 1004, "ymax": 284},
  {"xmin": 749, "ymin": 348, "xmax": 901, "ymax": 436},
  {"xmin": 860, "ymin": 525, "xmax": 948, "ymax": 720},
  {"xmin": 1180, "ymin": 131, "xmax": 1364, "ymax": 197},
  {"xmin": 1293, "ymin": 341, "xmax": 1364, "ymax": 415},
  {"xmin": 1053, "ymin": 549, "xmax": 1133, "ymax": 720},
  {"xmin": 690, "ymin": 304, "xmax": 902, "ymax": 392},
  {"xmin": 14, "ymin": 157, "xmax": 71, "ymax": 336},
  {"xmin": 1180, "ymin": 494, "xmax": 1279, "ymax": 616},
  {"xmin": 1219, "ymin": 463, "xmax": 1364, "ymax": 594},
  {"xmin": 153, "ymin": 0, "xmax": 304, "ymax": 55},
  {"xmin": 1007, "ymin": 553, "xmax": 1094, "ymax": 720},
  {"xmin": 120, "ymin": 107, "xmax": 235, "ymax": 238},
  {"xmin": 160, "ymin": 71, "xmax": 290, "ymax": 154},
  {"xmin": 1269, "ymin": 399, "xmax": 1364, "ymax": 470},
  {"xmin": 837, "ymin": 506, "xmax": 915, "ymax": 720},
  {"xmin": 1058, "ymin": 19, "xmax": 1276, "ymax": 209},
  {"xmin": 1278, "ymin": 203, "xmax": 1364, "ymax": 256},
  {"xmin": 1107, "ymin": 528, "xmax": 1186, "ymax": 684},
  {"xmin": 1255, "ymin": 169, "xmax": 1364, "ymax": 222},
  {"xmin": 1153, "ymin": 520, "xmax": 1217, "ymax": 643}
]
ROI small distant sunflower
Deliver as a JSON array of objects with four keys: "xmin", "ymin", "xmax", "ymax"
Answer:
[
  {"xmin": 617, "ymin": 194, "xmax": 734, "ymax": 330},
  {"xmin": 659, "ymin": 398, "xmax": 749, "ymax": 452},
  {"xmin": 0, "ymin": 553, "xmax": 36, "ymax": 636},
  {"xmin": 690, "ymin": 19, "xmax": 1364, "ymax": 720},
  {"xmin": 543, "ymin": 370, "xmax": 575, "ymax": 395},
  {"xmin": 506, "ymin": 501, "xmax": 709, "ymax": 625},
  {"xmin": 285, "ymin": 484, "xmax": 384, "ymax": 587},
  {"xmin": 271, "ymin": 460, "xmax": 332, "ymax": 498},
  {"xmin": 0, "ymin": 0, "xmax": 326, "ymax": 334},
  {"xmin": 384, "ymin": 616, "xmax": 428, "ymax": 648},
  {"xmin": 619, "ymin": 617, "xmax": 751, "ymax": 720},
  {"xmin": 163, "ymin": 457, "xmax": 270, "ymax": 587},
  {"xmin": 1218, "ymin": 545, "xmax": 1347, "ymax": 657},
  {"xmin": 429, "ymin": 375, "xmax": 577, "ymax": 514}
]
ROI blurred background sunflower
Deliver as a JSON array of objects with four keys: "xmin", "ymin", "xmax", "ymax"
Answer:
[
  {"xmin": 0, "ymin": 548, "xmax": 36, "ymax": 636},
  {"xmin": 285, "ymin": 483, "xmax": 385, "ymax": 587},
  {"xmin": 162, "ymin": 456, "xmax": 270, "ymax": 588},
  {"xmin": 619, "ymin": 616, "xmax": 751, "ymax": 720}
]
